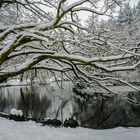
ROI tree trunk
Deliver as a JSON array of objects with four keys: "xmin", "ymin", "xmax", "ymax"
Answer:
[{"xmin": 0, "ymin": 0, "xmax": 4, "ymax": 9}]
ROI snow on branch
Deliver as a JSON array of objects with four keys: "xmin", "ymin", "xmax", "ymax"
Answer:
[
  {"xmin": 0, "ymin": 0, "xmax": 139, "ymax": 95},
  {"xmin": 1, "ymin": 52, "xmax": 139, "ymax": 79}
]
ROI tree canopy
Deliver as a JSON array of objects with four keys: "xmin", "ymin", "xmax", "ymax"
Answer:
[{"xmin": 0, "ymin": 0, "xmax": 140, "ymax": 95}]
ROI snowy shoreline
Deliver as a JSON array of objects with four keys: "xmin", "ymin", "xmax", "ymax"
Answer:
[{"xmin": 0, "ymin": 117, "xmax": 140, "ymax": 140}]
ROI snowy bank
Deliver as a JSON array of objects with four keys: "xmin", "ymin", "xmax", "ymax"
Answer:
[{"xmin": 0, "ymin": 117, "xmax": 140, "ymax": 140}]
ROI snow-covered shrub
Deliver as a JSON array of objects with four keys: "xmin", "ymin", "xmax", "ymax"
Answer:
[
  {"xmin": 10, "ymin": 108, "xmax": 23, "ymax": 116},
  {"xmin": 18, "ymin": 110, "xmax": 23, "ymax": 116},
  {"xmin": 10, "ymin": 108, "xmax": 19, "ymax": 116}
]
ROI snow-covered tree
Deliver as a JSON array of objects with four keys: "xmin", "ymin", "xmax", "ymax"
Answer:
[
  {"xmin": 116, "ymin": 3, "xmax": 136, "ymax": 37},
  {"xmin": 136, "ymin": 0, "xmax": 140, "ymax": 17},
  {"xmin": 0, "ymin": 0, "xmax": 140, "ymax": 95},
  {"xmin": 117, "ymin": 7, "xmax": 126, "ymax": 27},
  {"xmin": 0, "ymin": 4, "xmax": 17, "ymax": 25}
]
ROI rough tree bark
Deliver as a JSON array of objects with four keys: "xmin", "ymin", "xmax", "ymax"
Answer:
[{"xmin": 0, "ymin": 0, "xmax": 4, "ymax": 9}]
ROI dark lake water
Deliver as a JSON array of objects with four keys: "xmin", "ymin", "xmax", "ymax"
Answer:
[
  {"xmin": 1, "ymin": 82, "xmax": 140, "ymax": 129},
  {"xmin": 0, "ymin": 81, "xmax": 76, "ymax": 121}
]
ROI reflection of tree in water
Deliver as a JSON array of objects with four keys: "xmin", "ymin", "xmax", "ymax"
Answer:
[
  {"xmin": 0, "ymin": 88, "xmax": 7, "ymax": 112},
  {"xmin": 74, "ymin": 93, "xmax": 116, "ymax": 128},
  {"xmin": 0, "ymin": 84, "xmax": 75, "ymax": 121},
  {"xmin": 18, "ymin": 87, "xmax": 51, "ymax": 120},
  {"xmin": 0, "ymin": 88, "xmax": 17, "ymax": 112},
  {"xmin": 73, "ymin": 89, "xmax": 140, "ymax": 129}
]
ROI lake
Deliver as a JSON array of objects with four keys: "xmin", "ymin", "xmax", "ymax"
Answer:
[{"xmin": 0, "ymin": 81, "xmax": 140, "ymax": 128}]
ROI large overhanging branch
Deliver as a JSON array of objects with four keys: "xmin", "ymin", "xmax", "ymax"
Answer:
[
  {"xmin": 7, "ymin": 50, "xmax": 134, "ymax": 62},
  {"xmin": 0, "ymin": 30, "xmax": 57, "ymax": 65},
  {"xmin": 0, "ymin": 0, "xmax": 137, "ymax": 87},
  {"xmin": 1, "ymin": 52, "xmax": 139, "ymax": 80}
]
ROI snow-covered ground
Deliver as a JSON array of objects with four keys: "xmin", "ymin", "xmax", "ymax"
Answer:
[{"xmin": 0, "ymin": 117, "xmax": 140, "ymax": 140}]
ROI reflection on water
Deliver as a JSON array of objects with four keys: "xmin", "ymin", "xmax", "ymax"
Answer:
[
  {"xmin": 0, "ymin": 81, "xmax": 75, "ymax": 121},
  {"xmin": 1, "ymin": 82, "xmax": 140, "ymax": 129}
]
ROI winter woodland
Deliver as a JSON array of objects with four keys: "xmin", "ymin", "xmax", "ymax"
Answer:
[{"xmin": 1, "ymin": 0, "xmax": 140, "ymax": 138}]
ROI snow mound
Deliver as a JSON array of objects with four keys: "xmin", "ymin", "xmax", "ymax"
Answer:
[
  {"xmin": 10, "ymin": 108, "xmax": 19, "ymax": 116},
  {"xmin": 10, "ymin": 108, "xmax": 23, "ymax": 116},
  {"xmin": 18, "ymin": 110, "xmax": 23, "ymax": 116}
]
